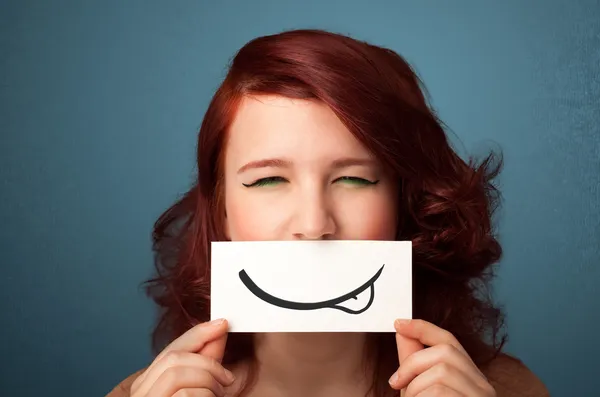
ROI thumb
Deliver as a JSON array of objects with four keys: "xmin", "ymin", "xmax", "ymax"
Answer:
[
  {"xmin": 199, "ymin": 328, "xmax": 229, "ymax": 363},
  {"xmin": 395, "ymin": 330, "xmax": 423, "ymax": 364},
  {"xmin": 391, "ymin": 320, "xmax": 424, "ymax": 393}
]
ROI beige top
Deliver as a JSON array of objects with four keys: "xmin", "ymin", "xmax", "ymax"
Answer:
[{"xmin": 106, "ymin": 353, "xmax": 550, "ymax": 397}]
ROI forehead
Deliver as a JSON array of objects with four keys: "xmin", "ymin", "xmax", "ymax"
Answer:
[{"xmin": 225, "ymin": 95, "xmax": 372, "ymax": 164}]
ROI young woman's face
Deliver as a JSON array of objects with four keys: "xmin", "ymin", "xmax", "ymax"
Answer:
[{"xmin": 223, "ymin": 95, "xmax": 398, "ymax": 241}]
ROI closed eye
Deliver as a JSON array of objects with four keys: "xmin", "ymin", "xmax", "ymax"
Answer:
[
  {"xmin": 243, "ymin": 176, "xmax": 379, "ymax": 188},
  {"xmin": 334, "ymin": 176, "xmax": 379, "ymax": 186},
  {"xmin": 242, "ymin": 176, "xmax": 287, "ymax": 188}
]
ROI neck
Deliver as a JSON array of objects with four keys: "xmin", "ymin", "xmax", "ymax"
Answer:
[{"xmin": 250, "ymin": 332, "xmax": 373, "ymax": 397}]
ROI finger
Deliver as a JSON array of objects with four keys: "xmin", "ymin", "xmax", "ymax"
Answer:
[
  {"xmin": 133, "ymin": 351, "xmax": 235, "ymax": 397},
  {"xmin": 404, "ymin": 362, "xmax": 481, "ymax": 397},
  {"xmin": 126, "ymin": 369, "xmax": 148, "ymax": 396},
  {"xmin": 414, "ymin": 384, "xmax": 464, "ymax": 397},
  {"xmin": 147, "ymin": 366, "xmax": 225, "ymax": 397},
  {"xmin": 134, "ymin": 319, "xmax": 229, "ymax": 390},
  {"xmin": 173, "ymin": 389, "xmax": 217, "ymax": 397},
  {"xmin": 394, "ymin": 319, "xmax": 469, "ymax": 358},
  {"xmin": 389, "ymin": 343, "xmax": 487, "ymax": 390}
]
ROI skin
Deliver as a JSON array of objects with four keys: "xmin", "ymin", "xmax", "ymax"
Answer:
[{"xmin": 127, "ymin": 95, "xmax": 496, "ymax": 397}]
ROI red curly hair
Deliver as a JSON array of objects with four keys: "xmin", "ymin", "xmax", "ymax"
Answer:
[{"xmin": 144, "ymin": 29, "xmax": 506, "ymax": 396}]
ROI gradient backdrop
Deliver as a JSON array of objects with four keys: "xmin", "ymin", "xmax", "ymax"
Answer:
[{"xmin": 1, "ymin": 1, "xmax": 598, "ymax": 396}]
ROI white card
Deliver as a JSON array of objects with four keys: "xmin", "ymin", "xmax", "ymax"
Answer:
[{"xmin": 210, "ymin": 240, "xmax": 412, "ymax": 332}]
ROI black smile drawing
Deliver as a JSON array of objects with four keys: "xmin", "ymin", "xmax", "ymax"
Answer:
[{"xmin": 238, "ymin": 265, "xmax": 384, "ymax": 314}]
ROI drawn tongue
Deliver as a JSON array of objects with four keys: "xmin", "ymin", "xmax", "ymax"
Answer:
[{"xmin": 333, "ymin": 284, "xmax": 373, "ymax": 313}]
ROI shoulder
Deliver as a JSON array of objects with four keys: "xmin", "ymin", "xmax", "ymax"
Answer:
[
  {"xmin": 105, "ymin": 368, "xmax": 146, "ymax": 397},
  {"xmin": 481, "ymin": 353, "xmax": 549, "ymax": 397}
]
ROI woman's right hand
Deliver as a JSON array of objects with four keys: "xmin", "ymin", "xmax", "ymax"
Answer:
[{"xmin": 130, "ymin": 318, "xmax": 235, "ymax": 397}]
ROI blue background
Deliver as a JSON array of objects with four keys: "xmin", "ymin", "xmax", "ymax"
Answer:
[{"xmin": 1, "ymin": 1, "xmax": 598, "ymax": 396}]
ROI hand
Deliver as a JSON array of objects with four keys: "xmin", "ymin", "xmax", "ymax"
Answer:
[
  {"xmin": 130, "ymin": 318, "xmax": 235, "ymax": 397},
  {"xmin": 389, "ymin": 319, "xmax": 496, "ymax": 397}
]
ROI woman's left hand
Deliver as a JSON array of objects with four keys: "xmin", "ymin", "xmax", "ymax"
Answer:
[{"xmin": 389, "ymin": 319, "xmax": 496, "ymax": 397}]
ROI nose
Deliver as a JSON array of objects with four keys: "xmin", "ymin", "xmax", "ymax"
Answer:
[{"xmin": 291, "ymin": 190, "xmax": 336, "ymax": 240}]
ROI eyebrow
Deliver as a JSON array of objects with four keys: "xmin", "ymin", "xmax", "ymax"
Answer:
[
  {"xmin": 237, "ymin": 157, "xmax": 376, "ymax": 174},
  {"xmin": 237, "ymin": 158, "xmax": 292, "ymax": 174},
  {"xmin": 330, "ymin": 157, "xmax": 376, "ymax": 169}
]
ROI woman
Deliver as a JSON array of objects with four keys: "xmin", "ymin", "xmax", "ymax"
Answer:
[{"xmin": 108, "ymin": 29, "xmax": 549, "ymax": 397}]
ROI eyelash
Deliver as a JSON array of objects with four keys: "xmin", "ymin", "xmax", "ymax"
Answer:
[{"xmin": 242, "ymin": 176, "xmax": 380, "ymax": 188}]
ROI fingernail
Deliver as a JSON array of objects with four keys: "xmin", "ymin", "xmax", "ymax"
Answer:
[
  {"xmin": 395, "ymin": 319, "xmax": 410, "ymax": 328},
  {"xmin": 209, "ymin": 318, "xmax": 225, "ymax": 326},
  {"xmin": 388, "ymin": 371, "xmax": 398, "ymax": 385},
  {"xmin": 224, "ymin": 368, "xmax": 235, "ymax": 383}
]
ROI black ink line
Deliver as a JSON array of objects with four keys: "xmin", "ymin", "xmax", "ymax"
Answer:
[{"xmin": 238, "ymin": 265, "xmax": 384, "ymax": 314}]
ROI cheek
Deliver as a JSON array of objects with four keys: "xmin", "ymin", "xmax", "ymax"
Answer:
[
  {"xmin": 336, "ymin": 190, "xmax": 398, "ymax": 240},
  {"xmin": 225, "ymin": 199, "xmax": 257, "ymax": 240},
  {"xmin": 225, "ymin": 190, "xmax": 284, "ymax": 241}
]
